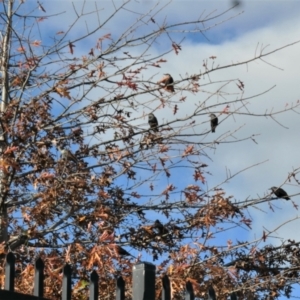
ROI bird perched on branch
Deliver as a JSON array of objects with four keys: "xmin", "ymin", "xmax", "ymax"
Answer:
[
  {"xmin": 209, "ymin": 114, "xmax": 218, "ymax": 133},
  {"xmin": 157, "ymin": 73, "xmax": 174, "ymax": 92},
  {"xmin": 270, "ymin": 187, "xmax": 290, "ymax": 200},
  {"xmin": 116, "ymin": 245, "xmax": 135, "ymax": 258},
  {"xmin": 152, "ymin": 220, "xmax": 171, "ymax": 237},
  {"xmin": 153, "ymin": 219, "xmax": 167, "ymax": 234},
  {"xmin": 58, "ymin": 146, "xmax": 78, "ymax": 163},
  {"xmin": 148, "ymin": 113, "xmax": 159, "ymax": 132},
  {"xmin": 52, "ymin": 139, "xmax": 78, "ymax": 163}
]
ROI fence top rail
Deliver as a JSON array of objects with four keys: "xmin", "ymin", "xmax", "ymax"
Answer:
[{"xmin": 2, "ymin": 253, "xmax": 239, "ymax": 300}]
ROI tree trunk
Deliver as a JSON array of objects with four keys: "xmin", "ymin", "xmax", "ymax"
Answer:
[{"xmin": 0, "ymin": 0, "xmax": 14, "ymax": 244}]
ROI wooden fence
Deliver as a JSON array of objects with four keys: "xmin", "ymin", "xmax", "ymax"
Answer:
[{"xmin": 0, "ymin": 252, "xmax": 237, "ymax": 299}]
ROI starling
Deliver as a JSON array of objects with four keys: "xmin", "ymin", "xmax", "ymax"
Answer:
[
  {"xmin": 157, "ymin": 73, "xmax": 174, "ymax": 92},
  {"xmin": 270, "ymin": 187, "xmax": 290, "ymax": 200},
  {"xmin": 153, "ymin": 220, "xmax": 165, "ymax": 234},
  {"xmin": 116, "ymin": 246, "xmax": 135, "ymax": 257},
  {"xmin": 209, "ymin": 113, "xmax": 218, "ymax": 133},
  {"xmin": 153, "ymin": 220, "xmax": 169, "ymax": 235},
  {"xmin": 148, "ymin": 113, "xmax": 159, "ymax": 132}
]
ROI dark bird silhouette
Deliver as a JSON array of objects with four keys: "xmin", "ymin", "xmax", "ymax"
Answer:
[
  {"xmin": 157, "ymin": 73, "xmax": 174, "ymax": 92},
  {"xmin": 148, "ymin": 113, "xmax": 159, "ymax": 132},
  {"xmin": 153, "ymin": 219, "xmax": 165, "ymax": 233},
  {"xmin": 116, "ymin": 246, "xmax": 135, "ymax": 258},
  {"xmin": 270, "ymin": 187, "xmax": 290, "ymax": 200},
  {"xmin": 153, "ymin": 219, "xmax": 169, "ymax": 235},
  {"xmin": 209, "ymin": 113, "xmax": 218, "ymax": 133}
]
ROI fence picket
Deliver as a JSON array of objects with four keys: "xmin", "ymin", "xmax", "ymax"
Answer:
[
  {"xmin": 116, "ymin": 276, "xmax": 125, "ymax": 300},
  {"xmin": 208, "ymin": 286, "xmax": 217, "ymax": 300},
  {"xmin": 185, "ymin": 281, "xmax": 194, "ymax": 300},
  {"xmin": 4, "ymin": 252, "xmax": 15, "ymax": 292},
  {"xmin": 33, "ymin": 257, "xmax": 44, "ymax": 297},
  {"xmin": 89, "ymin": 270, "xmax": 99, "ymax": 300},
  {"xmin": 62, "ymin": 264, "xmax": 72, "ymax": 300},
  {"xmin": 162, "ymin": 274, "xmax": 171, "ymax": 300}
]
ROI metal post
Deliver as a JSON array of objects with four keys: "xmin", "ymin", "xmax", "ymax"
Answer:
[{"xmin": 132, "ymin": 262, "xmax": 155, "ymax": 300}]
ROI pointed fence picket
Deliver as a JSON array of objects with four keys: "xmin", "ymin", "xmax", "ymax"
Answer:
[{"xmin": 0, "ymin": 252, "xmax": 237, "ymax": 300}]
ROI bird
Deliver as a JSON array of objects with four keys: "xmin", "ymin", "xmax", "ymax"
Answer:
[
  {"xmin": 153, "ymin": 219, "xmax": 166, "ymax": 234},
  {"xmin": 152, "ymin": 220, "xmax": 170, "ymax": 238},
  {"xmin": 209, "ymin": 114, "xmax": 218, "ymax": 133},
  {"xmin": 157, "ymin": 73, "xmax": 174, "ymax": 92},
  {"xmin": 51, "ymin": 139, "xmax": 78, "ymax": 163},
  {"xmin": 148, "ymin": 113, "xmax": 159, "ymax": 132},
  {"xmin": 58, "ymin": 147, "xmax": 78, "ymax": 163},
  {"xmin": 270, "ymin": 187, "xmax": 290, "ymax": 200},
  {"xmin": 116, "ymin": 246, "xmax": 135, "ymax": 258}
]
